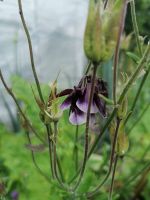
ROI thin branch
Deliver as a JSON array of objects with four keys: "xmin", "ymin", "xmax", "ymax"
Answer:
[
  {"xmin": 17, "ymin": 0, "xmax": 44, "ymax": 103},
  {"xmin": 26, "ymin": 130, "xmax": 51, "ymax": 183},
  {"xmin": 73, "ymin": 125, "xmax": 79, "ymax": 172},
  {"xmin": 0, "ymin": 70, "xmax": 45, "ymax": 144},
  {"xmin": 113, "ymin": 0, "xmax": 128, "ymax": 105},
  {"xmin": 124, "ymin": 65, "xmax": 150, "ymax": 126},
  {"xmin": 73, "ymin": 63, "xmax": 98, "ymax": 191},
  {"xmin": 87, "ymin": 118, "xmax": 121, "ymax": 198},
  {"xmin": 128, "ymin": 103, "xmax": 150, "ymax": 134},
  {"xmin": 130, "ymin": 0, "xmax": 143, "ymax": 56},
  {"xmin": 109, "ymin": 155, "xmax": 119, "ymax": 200},
  {"xmin": 53, "ymin": 122, "xmax": 68, "ymax": 190},
  {"xmin": 46, "ymin": 124, "xmax": 55, "ymax": 179},
  {"xmin": 85, "ymin": 61, "xmax": 92, "ymax": 75}
]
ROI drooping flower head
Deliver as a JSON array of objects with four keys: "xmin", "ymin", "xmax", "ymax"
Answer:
[{"xmin": 58, "ymin": 75, "xmax": 108, "ymax": 125}]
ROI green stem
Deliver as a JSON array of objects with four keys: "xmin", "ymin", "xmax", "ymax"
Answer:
[
  {"xmin": 26, "ymin": 131, "xmax": 51, "ymax": 183},
  {"xmin": 109, "ymin": 155, "xmax": 119, "ymax": 200},
  {"xmin": 85, "ymin": 61, "xmax": 92, "ymax": 75},
  {"xmin": 0, "ymin": 70, "xmax": 45, "ymax": 144},
  {"xmin": 87, "ymin": 118, "xmax": 121, "ymax": 198},
  {"xmin": 53, "ymin": 122, "xmax": 68, "ymax": 190},
  {"xmin": 73, "ymin": 125, "xmax": 79, "ymax": 172},
  {"xmin": 46, "ymin": 124, "xmax": 55, "ymax": 179},
  {"xmin": 128, "ymin": 103, "xmax": 150, "ymax": 134},
  {"xmin": 130, "ymin": 0, "xmax": 143, "ymax": 56},
  {"xmin": 113, "ymin": 0, "xmax": 127, "ymax": 105},
  {"xmin": 18, "ymin": 0, "xmax": 44, "ymax": 103},
  {"xmin": 72, "ymin": 63, "xmax": 98, "ymax": 191},
  {"xmin": 122, "ymin": 160, "xmax": 150, "ymax": 188},
  {"xmin": 124, "ymin": 64, "xmax": 150, "ymax": 126},
  {"xmin": 118, "ymin": 44, "xmax": 150, "ymax": 104}
]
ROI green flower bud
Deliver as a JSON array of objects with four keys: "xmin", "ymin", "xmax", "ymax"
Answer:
[
  {"xmin": 102, "ymin": 0, "xmax": 127, "ymax": 60},
  {"xmin": 109, "ymin": 121, "xmax": 129, "ymax": 157},
  {"xmin": 84, "ymin": 0, "xmax": 104, "ymax": 63},
  {"xmin": 117, "ymin": 96, "xmax": 128, "ymax": 120},
  {"xmin": 117, "ymin": 123, "xmax": 129, "ymax": 157}
]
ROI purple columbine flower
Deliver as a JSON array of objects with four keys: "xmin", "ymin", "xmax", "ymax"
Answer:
[{"xmin": 58, "ymin": 75, "xmax": 108, "ymax": 125}]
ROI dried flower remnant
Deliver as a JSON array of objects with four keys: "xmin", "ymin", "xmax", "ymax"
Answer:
[{"xmin": 58, "ymin": 75, "xmax": 108, "ymax": 125}]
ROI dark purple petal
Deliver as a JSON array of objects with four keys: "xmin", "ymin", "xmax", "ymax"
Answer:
[
  {"xmin": 69, "ymin": 108, "xmax": 86, "ymax": 125},
  {"xmin": 76, "ymin": 83, "xmax": 98, "ymax": 113},
  {"xmin": 57, "ymin": 89, "xmax": 73, "ymax": 97},
  {"xmin": 94, "ymin": 94, "xmax": 107, "ymax": 117},
  {"xmin": 60, "ymin": 95, "xmax": 72, "ymax": 110}
]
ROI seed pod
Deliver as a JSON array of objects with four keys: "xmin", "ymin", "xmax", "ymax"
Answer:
[
  {"xmin": 117, "ymin": 96, "xmax": 128, "ymax": 120},
  {"xmin": 117, "ymin": 123, "xmax": 129, "ymax": 157},
  {"xmin": 84, "ymin": 0, "xmax": 104, "ymax": 63},
  {"xmin": 103, "ymin": 0, "xmax": 127, "ymax": 60}
]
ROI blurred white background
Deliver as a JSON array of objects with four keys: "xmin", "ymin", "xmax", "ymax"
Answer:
[{"xmin": 0, "ymin": 0, "xmax": 88, "ymax": 124}]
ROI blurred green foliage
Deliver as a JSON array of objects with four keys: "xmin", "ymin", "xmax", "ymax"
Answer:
[
  {"xmin": 0, "ymin": 74, "xmax": 150, "ymax": 199},
  {"xmin": 125, "ymin": 0, "xmax": 150, "ymax": 37}
]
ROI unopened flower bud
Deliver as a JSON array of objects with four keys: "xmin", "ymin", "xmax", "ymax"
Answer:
[
  {"xmin": 117, "ymin": 96, "xmax": 128, "ymax": 119},
  {"xmin": 102, "ymin": 0, "xmax": 127, "ymax": 60},
  {"xmin": 84, "ymin": 0, "xmax": 104, "ymax": 63},
  {"xmin": 117, "ymin": 123, "xmax": 129, "ymax": 157}
]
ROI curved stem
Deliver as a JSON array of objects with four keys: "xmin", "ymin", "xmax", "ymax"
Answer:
[
  {"xmin": 46, "ymin": 124, "xmax": 55, "ymax": 179},
  {"xmin": 113, "ymin": 0, "xmax": 127, "ymax": 105},
  {"xmin": 84, "ymin": 61, "xmax": 92, "ymax": 75},
  {"xmin": 53, "ymin": 122, "xmax": 68, "ymax": 190},
  {"xmin": 87, "ymin": 118, "xmax": 121, "ymax": 198},
  {"xmin": 26, "ymin": 131, "xmax": 51, "ymax": 183},
  {"xmin": 18, "ymin": 0, "xmax": 44, "ymax": 103},
  {"xmin": 0, "ymin": 70, "xmax": 45, "ymax": 144},
  {"xmin": 109, "ymin": 155, "xmax": 119, "ymax": 200},
  {"xmin": 128, "ymin": 103, "xmax": 149, "ymax": 134},
  {"xmin": 130, "ymin": 0, "xmax": 143, "ymax": 56},
  {"xmin": 73, "ymin": 125, "xmax": 79, "ymax": 172},
  {"xmin": 124, "ymin": 64, "xmax": 150, "ymax": 126},
  {"xmin": 72, "ymin": 63, "xmax": 98, "ymax": 191}
]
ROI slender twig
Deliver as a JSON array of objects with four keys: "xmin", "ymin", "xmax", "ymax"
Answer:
[
  {"xmin": 128, "ymin": 103, "xmax": 150, "ymax": 134},
  {"xmin": 109, "ymin": 155, "xmax": 119, "ymax": 200},
  {"xmin": 85, "ymin": 61, "xmax": 92, "ymax": 75},
  {"xmin": 132, "ymin": 165, "xmax": 150, "ymax": 200},
  {"xmin": 73, "ymin": 125, "xmax": 79, "ymax": 172},
  {"xmin": 118, "ymin": 44, "xmax": 150, "ymax": 104},
  {"xmin": 26, "ymin": 131, "xmax": 51, "ymax": 183},
  {"xmin": 120, "ymin": 160, "xmax": 150, "ymax": 192},
  {"xmin": 130, "ymin": 0, "xmax": 143, "ymax": 56},
  {"xmin": 0, "ymin": 70, "xmax": 45, "ymax": 144},
  {"xmin": 53, "ymin": 122, "xmax": 68, "ymax": 190},
  {"xmin": 73, "ymin": 63, "xmax": 98, "ymax": 191},
  {"xmin": 87, "ymin": 118, "xmax": 121, "ymax": 198},
  {"xmin": 113, "ymin": 0, "xmax": 128, "ymax": 105},
  {"xmin": 46, "ymin": 124, "xmax": 55, "ymax": 179},
  {"xmin": 124, "ymin": 63, "xmax": 150, "ymax": 124},
  {"xmin": 0, "ymin": 91, "xmax": 19, "ymax": 132},
  {"xmin": 57, "ymin": 156, "xmax": 65, "ymax": 182},
  {"xmin": 104, "ymin": 0, "xmax": 109, "ymax": 9},
  {"xmin": 17, "ymin": 0, "xmax": 44, "ymax": 103}
]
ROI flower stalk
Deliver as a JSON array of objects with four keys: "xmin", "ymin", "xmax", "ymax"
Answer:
[
  {"xmin": 73, "ymin": 63, "xmax": 98, "ymax": 191},
  {"xmin": 18, "ymin": 0, "xmax": 44, "ymax": 104}
]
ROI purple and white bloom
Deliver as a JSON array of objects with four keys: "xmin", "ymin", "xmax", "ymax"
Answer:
[{"xmin": 58, "ymin": 75, "xmax": 108, "ymax": 125}]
